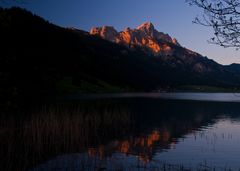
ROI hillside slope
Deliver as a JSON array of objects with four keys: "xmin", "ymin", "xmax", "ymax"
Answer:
[{"xmin": 1, "ymin": 7, "xmax": 240, "ymax": 107}]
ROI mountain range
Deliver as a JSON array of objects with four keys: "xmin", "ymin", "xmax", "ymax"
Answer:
[
  {"xmin": 90, "ymin": 22, "xmax": 180, "ymax": 56},
  {"xmin": 1, "ymin": 7, "xmax": 240, "ymax": 107},
  {"xmin": 87, "ymin": 22, "xmax": 240, "ymax": 88},
  {"xmin": 88, "ymin": 22, "xmax": 238, "ymax": 76}
]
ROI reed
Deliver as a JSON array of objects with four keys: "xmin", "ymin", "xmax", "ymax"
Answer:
[{"xmin": 0, "ymin": 102, "xmax": 133, "ymax": 171}]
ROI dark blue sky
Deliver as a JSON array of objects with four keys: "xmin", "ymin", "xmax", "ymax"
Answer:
[{"xmin": 1, "ymin": 0, "xmax": 239, "ymax": 64}]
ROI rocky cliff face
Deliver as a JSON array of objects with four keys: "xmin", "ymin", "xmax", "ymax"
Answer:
[{"xmin": 90, "ymin": 22, "xmax": 180, "ymax": 56}]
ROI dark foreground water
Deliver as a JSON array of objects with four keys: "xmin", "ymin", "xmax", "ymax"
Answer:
[{"xmin": 2, "ymin": 93, "xmax": 240, "ymax": 171}]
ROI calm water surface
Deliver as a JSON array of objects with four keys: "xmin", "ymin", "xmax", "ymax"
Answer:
[
  {"xmin": 64, "ymin": 92, "xmax": 240, "ymax": 102},
  {"xmin": 2, "ymin": 93, "xmax": 240, "ymax": 171}
]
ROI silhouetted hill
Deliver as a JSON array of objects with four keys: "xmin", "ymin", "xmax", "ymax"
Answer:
[
  {"xmin": 1, "ymin": 7, "xmax": 240, "ymax": 108},
  {"xmin": 225, "ymin": 63, "xmax": 240, "ymax": 74}
]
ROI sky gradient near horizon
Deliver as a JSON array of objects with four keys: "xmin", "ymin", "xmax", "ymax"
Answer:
[{"xmin": 1, "ymin": 0, "xmax": 240, "ymax": 65}]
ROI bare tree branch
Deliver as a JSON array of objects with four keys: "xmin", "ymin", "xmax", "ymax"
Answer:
[{"xmin": 187, "ymin": 0, "xmax": 240, "ymax": 49}]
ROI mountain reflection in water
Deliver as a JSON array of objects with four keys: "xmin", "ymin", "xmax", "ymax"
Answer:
[{"xmin": 1, "ymin": 97, "xmax": 240, "ymax": 171}]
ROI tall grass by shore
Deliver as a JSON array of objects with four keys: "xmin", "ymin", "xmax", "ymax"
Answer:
[{"xmin": 0, "ymin": 102, "xmax": 133, "ymax": 171}]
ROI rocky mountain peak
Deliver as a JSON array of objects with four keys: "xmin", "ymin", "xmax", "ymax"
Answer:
[
  {"xmin": 90, "ymin": 22, "xmax": 181, "ymax": 56},
  {"xmin": 137, "ymin": 22, "xmax": 154, "ymax": 30},
  {"xmin": 136, "ymin": 22, "xmax": 155, "ymax": 37},
  {"xmin": 90, "ymin": 26, "xmax": 118, "ymax": 42}
]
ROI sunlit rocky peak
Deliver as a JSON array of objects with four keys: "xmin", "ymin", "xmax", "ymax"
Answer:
[
  {"xmin": 137, "ymin": 22, "xmax": 154, "ymax": 30},
  {"xmin": 90, "ymin": 26, "xmax": 118, "ymax": 42},
  {"xmin": 90, "ymin": 22, "xmax": 181, "ymax": 56},
  {"xmin": 136, "ymin": 22, "xmax": 155, "ymax": 37}
]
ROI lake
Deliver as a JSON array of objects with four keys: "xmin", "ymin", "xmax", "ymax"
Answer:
[{"xmin": 2, "ymin": 93, "xmax": 240, "ymax": 171}]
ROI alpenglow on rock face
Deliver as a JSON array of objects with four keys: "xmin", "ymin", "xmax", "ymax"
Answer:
[{"xmin": 90, "ymin": 22, "xmax": 180, "ymax": 56}]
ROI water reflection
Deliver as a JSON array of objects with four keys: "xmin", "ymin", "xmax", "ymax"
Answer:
[{"xmin": 1, "ymin": 98, "xmax": 240, "ymax": 170}]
